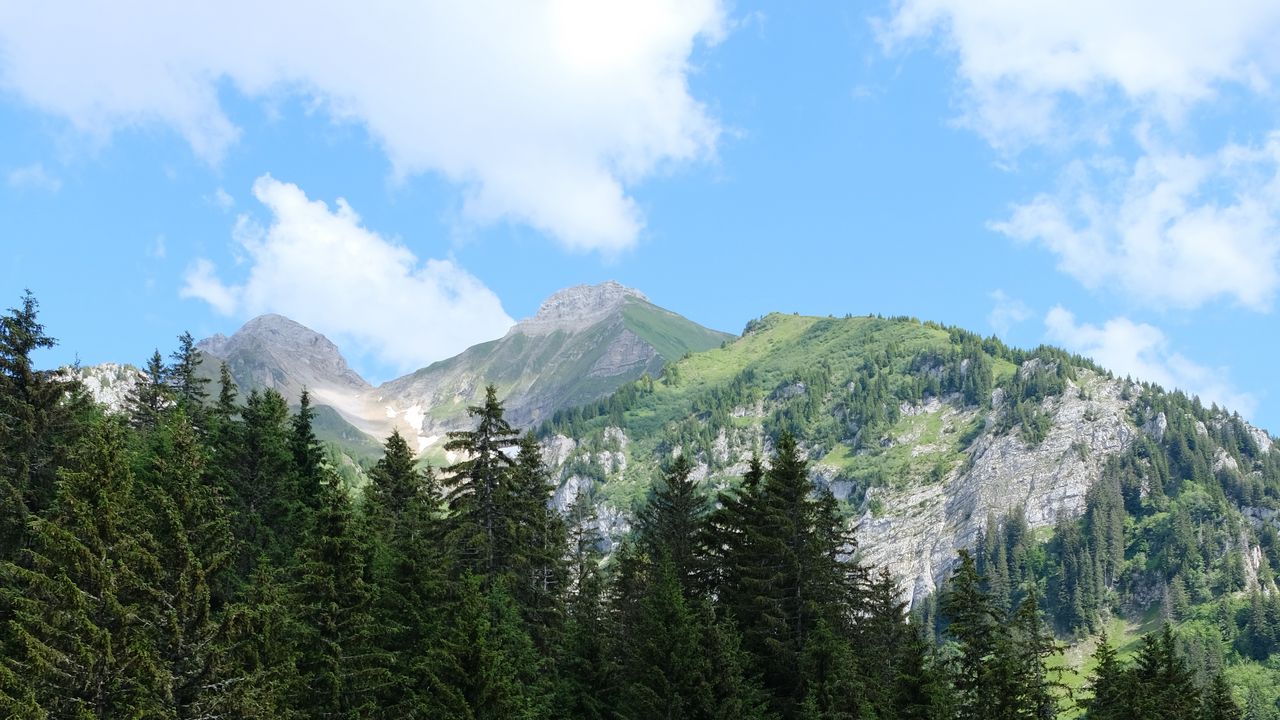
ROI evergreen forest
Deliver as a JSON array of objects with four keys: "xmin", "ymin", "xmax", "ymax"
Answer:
[{"xmin": 0, "ymin": 292, "xmax": 1264, "ymax": 719}]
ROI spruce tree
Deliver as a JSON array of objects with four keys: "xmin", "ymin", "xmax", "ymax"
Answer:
[
  {"xmin": 130, "ymin": 348, "xmax": 172, "ymax": 431},
  {"xmin": 1081, "ymin": 632, "xmax": 1127, "ymax": 720},
  {"xmin": 503, "ymin": 433, "xmax": 568, "ymax": 650},
  {"xmin": 556, "ymin": 493, "xmax": 613, "ymax": 720},
  {"xmin": 942, "ymin": 549, "xmax": 1010, "ymax": 720},
  {"xmin": 0, "ymin": 420, "xmax": 167, "ymax": 717},
  {"xmin": 292, "ymin": 467, "xmax": 390, "ymax": 718},
  {"xmin": 365, "ymin": 431, "xmax": 464, "ymax": 717},
  {"xmin": 1200, "ymin": 674, "xmax": 1242, "ymax": 720},
  {"xmin": 0, "ymin": 290, "xmax": 81, "ymax": 555},
  {"xmin": 729, "ymin": 432, "xmax": 856, "ymax": 717},
  {"xmin": 139, "ymin": 409, "xmax": 238, "ymax": 718},
  {"xmin": 168, "ymin": 331, "xmax": 210, "ymax": 424},
  {"xmin": 1131, "ymin": 624, "xmax": 1199, "ymax": 720},
  {"xmin": 444, "ymin": 384, "xmax": 520, "ymax": 583},
  {"xmin": 636, "ymin": 452, "xmax": 707, "ymax": 595},
  {"xmin": 290, "ymin": 388, "xmax": 326, "ymax": 518}
]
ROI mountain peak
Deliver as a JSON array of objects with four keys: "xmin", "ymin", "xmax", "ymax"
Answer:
[
  {"xmin": 518, "ymin": 281, "xmax": 647, "ymax": 335},
  {"xmin": 198, "ymin": 313, "xmax": 370, "ymax": 397}
]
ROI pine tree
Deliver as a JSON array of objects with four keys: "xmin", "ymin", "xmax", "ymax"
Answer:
[
  {"xmin": 0, "ymin": 420, "xmax": 168, "ymax": 717},
  {"xmin": 1081, "ymin": 632, "xmax": 1127, "ymax": 720},
  {"xmin": 503, "ymin": 433, "xmax": 568, "ymax": 651},
  {"xmin": 1200, "ymin": 674, "xmax": 1242, "ymax": 720},
  {"xmin": 364, "ymin": 430, "xmax": 465, "ymax": 717},
  {"xmin": 444, "ymin": 384, "xmax": 520, "ymax": 582},
  {"xmin": 292, "ymin": 468, "xmax": 390, "ymax": 718},
  {"xmin": 130, "ymin": 348, "xmax": 173, "ymax": 430},
  {"xmin": 168, "ymin": 331, "xmax": 210, "ymax": 423},
  {"xmin": 139, "ymin": 409, "xmax": 238, "ymax": 718}
]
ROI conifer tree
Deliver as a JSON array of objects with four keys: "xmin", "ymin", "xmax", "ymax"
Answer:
[
  {"xmin": 1081, "ymin": 632, "xmax": 1126, "ymax": 720},
  {"xmin": 556, "ymin": 493, "xmax": 613, "ymax": 720},
  {"xmin": 365, "ymin": 431, "xmax": 465, "ymax": 717},
  {"xmin": 1200, "ymin": 674, "xmax": 1242, "ymax": 720},
  {"xmin": 290, "ymin": 388, "xmax": 326, "ymax": 517},
  {"xmin": 942, "ymin": 549, "xmax": 1011, "ymax": 720},
  {"xmin": 228, "ymin": 389, "xmax": 297, "ymax": 575},
  {"xmin": 0, "ymin": 290, "xmax": 81, "ymax": 554},
  {"xmin": 1009, "ymin": 592, "xmax": 1061, "ymax": 719},
  {"xmin": 130, "ymin": 348, "xmax": 173, "ymax": 431},
  {"xmin": 168, "ymin": 331, "xmax": 210, "ymax": 423},
  {"xmin": 450, "ymin": 574, "xmax": 549, "ymax": 720},
  {"xmin": 636, "ymin": 452, "xmax": 707, "ymax": 595},
  {"xmin": 444, "ymin": 384, "xmax": 520, "ymax": 582},
  {"xmin": 1130, "ymin": 624, "xmax": 1199, "ymax": 720},
  {"xmin": 0, "ymin": 420, "xmax": 168, "ymax": 717},
  {"xmin": 292, "ymin": 467, "xmax": 390, "ymax": 718},
  {"xmin": 728, "ymin": 432, "xmax": 856, "ymax": 716},
  {"xmin": 504, "ymin": 433, "xmax": 569, "ymax": 650},
  {"xmin": 140, "ymin": 409, "xmax": 238, "ymax": 718}
]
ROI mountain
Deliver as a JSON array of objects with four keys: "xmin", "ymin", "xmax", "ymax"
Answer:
[
  {"xmin": 533, "ymin": 312, "xmax": 1278, "ymax": 613},
  {"xmin": 71, "ymin": 291, "xmax": 1279, "ymax": 618},
  {"xmin": 146, "ymin": 282, "xmax": 733, "ymax": 460},
  {"xmin": 374, "ymin": 281, "xmax": 733, "ymax": 459}
]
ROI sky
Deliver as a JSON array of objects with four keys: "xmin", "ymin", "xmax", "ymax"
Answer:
[{"xmin": 2, "ymin": 1, "xmax": 1280, "ymax": 428}]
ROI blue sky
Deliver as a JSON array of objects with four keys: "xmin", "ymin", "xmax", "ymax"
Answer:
[{"xmin": 2, "ymin": 1, "xmax": 1280, "ymax": 428}]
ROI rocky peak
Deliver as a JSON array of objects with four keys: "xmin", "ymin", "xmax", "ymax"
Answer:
[
  {"xmin": 514, "ymin": 281, "xmax": 647, "ymax": 335},
  {"xmin": 199, "ymin": 313, "xmax": 369, "ymax": 393}
]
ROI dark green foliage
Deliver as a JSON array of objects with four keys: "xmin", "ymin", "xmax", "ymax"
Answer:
[
  {"xmin": 444, "ymin": 384, "xmax": 521, "ymax": 582},
  {"xmin": 7, "ymin": 292, "xmax": 1280, "ymax": 720},
  {"xmin": 1, "ymin": 420, "xmax": 168, "ymax": 718},
  {"xmin": 292, "ymin": 468, "xmax": 390, "ymax": 718},
  {"xmin": 169, "ymin": 330, "xmax": 210, "ymax": 424}
]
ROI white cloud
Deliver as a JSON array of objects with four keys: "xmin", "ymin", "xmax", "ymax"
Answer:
[
  {"xmin": 181, "ymin": 175, "xmax": 515, "ymax": 371},
  {"xmin": 992, "ymin": 132, "xmax": 1280, "ymax": 311},
  {"xmin": 987, "ymin": 289, "xmax": 1030, "ymax": 337},
  {"xmin": 878, "ymin": 0, "xmax": 1280, "ymax": 148},
  {"xmin": 7, "ymin": 162, "xmax": 61, "ymax": 192},
  {"xmin": 1044, "ymin": 306, "xmax": 1256, "ymax": 417},
  {"xmin": 148, "ymin": 234, "xmax": 167, "ymax": 260},
  {"xmin": 210, "ymin": 187, "xmax": 234, "ymax": 212},
  {"xmin": 0, "ymin": 1, "xmax": 726, "ymax": 253},
  {"xmin": 181, "ymin": 258, "xmax": 238, "ymax": 315}
]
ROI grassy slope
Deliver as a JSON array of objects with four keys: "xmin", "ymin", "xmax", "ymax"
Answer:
[
  {"xmin": 548, "ymin": 312, "xmax": 1280, "ymax": 712},
  {"xmin": 559, "ymin": 313, "xmax": 974, "ymax": 508}
]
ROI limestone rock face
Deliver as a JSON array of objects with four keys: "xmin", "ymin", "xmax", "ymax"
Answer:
[
  {"xmin": 541, "ymin": 367, "xmax": 1161, "ymax": 607},
  {"xmin": 62, "ymin": 362, "xmax": 144, "ymax": 413},
  {"xmin": 856, "ymin": 373, "xmax": 1136, "ymax": 606}
]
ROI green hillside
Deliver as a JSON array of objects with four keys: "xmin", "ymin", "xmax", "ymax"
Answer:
[{"xmin": 539, "ymin": 311, "xmax": 1280, "ymax": 712}]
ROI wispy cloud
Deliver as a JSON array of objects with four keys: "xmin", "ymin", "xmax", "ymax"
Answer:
[
  {"xmin": 992, "ymin": 132, "xmax": 1280, "ymax": 312},
  {"xmin": 1045, "ymin": 306, "xmax": 1256, "ymax": 417},
  {"xmin": 7, "ymin": 162, "xmax": 61, "ymax": 192},
  {"xmin": 987, "ymin": 289, "xmax": 1031, "ymax": 337},
  {"xmin": 877, "ymin": 0, "xmax": 1280, "ymax": 149}
]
